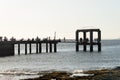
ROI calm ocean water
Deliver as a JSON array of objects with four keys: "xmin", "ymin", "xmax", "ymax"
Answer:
[{"xmin": 0, "ymin": 40, "xmax": 120, "ymax": 79}]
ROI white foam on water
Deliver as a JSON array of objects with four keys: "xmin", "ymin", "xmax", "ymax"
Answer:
[
  {"xmin": 0, "ymin": 69, "xmax": 40, "ymax": 80},
  {"xmin": 70, "ymin": 73, "xmax": 94, "ymax": 77}
]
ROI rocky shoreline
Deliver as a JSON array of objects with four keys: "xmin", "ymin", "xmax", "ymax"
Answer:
[{"xmin": 22, "ymin": 67, "xmax": 120, "ymax": 80}]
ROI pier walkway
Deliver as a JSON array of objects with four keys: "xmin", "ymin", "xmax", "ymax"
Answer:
[{"xmin": 0, "ymin": 39, "xmax": 61, "ymax": 57}]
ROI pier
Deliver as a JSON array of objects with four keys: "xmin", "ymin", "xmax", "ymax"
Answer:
[
  {"xmin": 0, "ymin": 29, "xmax": 102, "ymax": 57},
  {"xmin": 0, "ymin": 38, "xmax": 61, "ymax": 57},
  {"xmin": 15, "ymin": 40, "xmax": 60, "ymax": 55},
  {"xmin": 76, "ymin": 29, "xmax": 101, "ymax": 52}
]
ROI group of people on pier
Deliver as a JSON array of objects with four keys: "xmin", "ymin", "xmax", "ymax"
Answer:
[
  {"xmin": 0, "ymin": 36, "xmax": 58, "ymax": 42},
  {"xmin": 79, "ymin": 38, "xmax": 89, "ymax": 43},
  {"xmin": 79, "ymin": 38, "xmax": 99, "ymax": 43}
]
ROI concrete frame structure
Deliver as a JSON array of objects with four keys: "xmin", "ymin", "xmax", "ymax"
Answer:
[{"xmin": 76, "ymin": 29, "xmax": 101, "ymax": 52}]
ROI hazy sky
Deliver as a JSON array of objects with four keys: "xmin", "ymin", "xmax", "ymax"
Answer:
[{"xmin": 0, "ymin": 0, "xmax": 120, "ymax": 39}]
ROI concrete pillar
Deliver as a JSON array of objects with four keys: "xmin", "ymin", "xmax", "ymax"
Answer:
[
  {"xmin": 25, "ymin": 43, "xmax": 27, "ymax": 55},
  {"xmin": 12, "ymin": 44, "xmax": 15, "ymax": 56},
  {"xmin": 18, "ymin": 43, "xmax": 20, "ymax": 55},
  {"xmin": 46, "ymin": 43, "xmax": 48, "ymax": 53},
  {"xmin": 83, "ymin": 32, "xmax": 87, "ymax": 51},
  {"xmin": 90, "ymin": 31, "xmax": 93, "ymax": 52},
  {"xmin": 76, "ymin": 31, "xmax": 79, "ymax": 52},
  {"xmin": 36, "ymin": 43, "xmax": 38, "ymax": 54},
  {"xmin": 98, "ymin": 43, "xmax": 101, "ymax": 52},
  {"xmin": 29, "ymin": 43, "xmax": 31, "ymax": 54},
  {"xmin": 54, "ymin": 43, "xmax": 57, "ymax": 52},
  {"xmin": 49, "ymin": 43, "xmax": 52, "ymax": 53},
  {"xmin": 39, "ymin": 43, "xmax": 42, "ymax": 53},
  {"xmin": 98, "ymin": 31, "xmax": 101, "ymax": 52}
]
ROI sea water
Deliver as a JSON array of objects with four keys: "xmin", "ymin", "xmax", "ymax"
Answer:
[{"xmin": 0, "ymin": 40, "xmax": 120, "ymax": 80}]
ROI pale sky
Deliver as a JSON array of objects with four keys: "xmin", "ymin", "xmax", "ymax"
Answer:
[{"xmin": 0, "ymin": 0, "xmax": 120, "ymax": 39}]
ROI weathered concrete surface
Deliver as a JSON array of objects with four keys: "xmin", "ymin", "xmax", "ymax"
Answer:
[{"xmin": 0, "ymin": 42, "xmax": 14, "ymax": 57}]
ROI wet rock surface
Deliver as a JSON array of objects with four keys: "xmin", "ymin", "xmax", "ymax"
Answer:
[{"xmin": 22, "ymin": 67, "xmax": 120, "ymax": 80}]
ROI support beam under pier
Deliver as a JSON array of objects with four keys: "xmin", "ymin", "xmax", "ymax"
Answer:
[
  {"xmin": 46, "ymin": 43, "xmax": 48, "ymax": 53},
  {"xmin": 36, "ymin": 43, "xmax": 38, "ymax": 54},
  {"xmin": 83, "ymin": 32, "xmax": 87, "ymax": 52},
  {"xmin": 49, "ymin": 43, "xmax": 52, "ymax": 53},
  {"xmin": 18, "ymin": 43, "xmax": 20, "ymax": 55},
  {"xmin": 29, "ymin": 43, "xmax": 31, "ymax": 54},
  {"xmin": 39, "ymin": 43, "xmax": 42, "ymax": 53},
  {"xmin": 54, "ymin": 43, "xmax": 57, "ymax": 53},
  {"xmin": 90, "ymin": 31, "xmax": 93, "ymax": 52}
]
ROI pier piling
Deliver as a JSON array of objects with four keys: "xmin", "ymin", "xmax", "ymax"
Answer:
[
  {"xmin": 54, "ymin": 43, "xmax": 57, "ymax": 53},
  {"xmin": 50, "ymin": 43, "xmax": 52, "ymax": 53},
  {"xmin": 90, "ymin": 31, "xmax": 93, "ymax": 52},
  {"xmin": 83, "ymin": 32, "xmax": 87, "ymax": 51},
  {"xmin": 46, "ymin": 42, "xmax": 48, "ymax": 53},
  {"xmin": 25, "ymin": 43, "xmax": 27, "ymax": 55},
  {"xmin": 29, "ymin": 43, "xmax": 31, "ymax": 54},
  {"xmin": 36, "ymin": 43, "xmax": 38, "ymax": 54},
  {"xmin": 39, "ymin": 43, "xmax": 42, "ymax": 53},
  {"xmin": 18, "ymin": 43, "xmax": 20, "ymax": 55}
]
